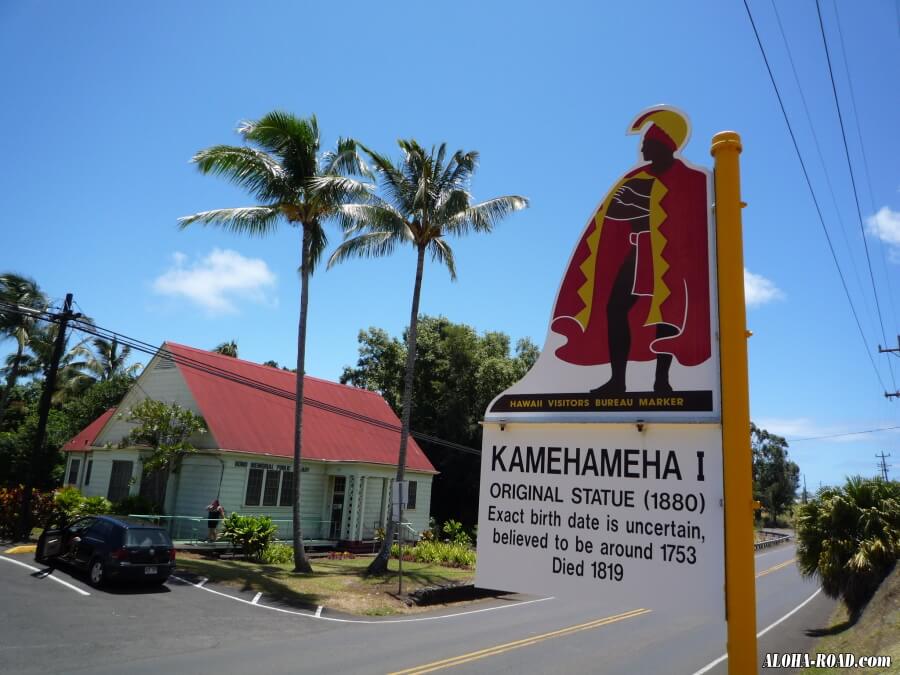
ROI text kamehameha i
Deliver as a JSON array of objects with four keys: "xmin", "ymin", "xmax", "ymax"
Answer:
[{"xmin": 490, "ymin": 445, "xmax": 706, "ymax": 481}]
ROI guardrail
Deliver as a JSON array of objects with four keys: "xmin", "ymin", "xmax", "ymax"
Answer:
[{"xmin": 754, "ymin": 530, "xmax": 791, "ymax": 550}]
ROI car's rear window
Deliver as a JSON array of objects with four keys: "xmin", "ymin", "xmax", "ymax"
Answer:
[{"xmin": 125, "ymin": 529, "xmax": 172, "ymax": 547}]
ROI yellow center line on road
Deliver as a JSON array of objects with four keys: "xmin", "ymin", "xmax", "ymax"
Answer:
[
  {"xmin": 756, "ymin": 558, "xmax": 796, "ymax": 578},
  {"xmin": 387, "ymin": 607, "xmax": 651, "ymax": 675}
]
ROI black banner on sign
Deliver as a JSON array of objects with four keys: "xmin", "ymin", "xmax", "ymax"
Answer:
[{"xmin": 489, "ymin": 391, "xmax": 714, "ymax": 413}]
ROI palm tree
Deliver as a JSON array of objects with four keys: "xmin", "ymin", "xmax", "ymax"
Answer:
[
  {"xmin": 0, "ymin": 274, "xmax": 48, "ymax": 427},
  {"xmin": 213, "ymin": 340, "xmax": 239, "ymax": 358},
  {"xmin": 179, "ymin": 111, "xmax": 371, "ymax": 573},
  {"xmin": 796, "ymin": 476, "xmax": 900, "ymax": 617},
  {"xmin": 82, "ymin": 337, "xmax": 143, "ymax": 381},
  {"xmin": 327, "ymin": 140, "xmax": 528, "ymax": 573},
  {"xmin": 15, "ymin": 323, "xmax": 93, "ymax": 405}
]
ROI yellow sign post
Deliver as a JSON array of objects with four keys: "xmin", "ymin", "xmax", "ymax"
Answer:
[{"xmin": 712, "ymin": 131, "xmax": 758, "ymax": 674}]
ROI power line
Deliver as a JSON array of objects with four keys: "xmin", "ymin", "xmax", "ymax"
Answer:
[
  {"xmin": 769, "ymin": 0, "xmax": 873, "ymax": 333},
  {"xmin": 814, "ymin": 0, "xmax": 896, "ymax": 391},
  {"xmin": 832, "ymin": 0, "xmax": 900, "ymax": 343},
  {"xmin": 786, "ymin": 424, "xmax": 900, "ymax": 442},
  {"xmin": 0, "ymin": 299, "xmax": 482, "ymax": 456},
  {"xmin": 741, "ymin": 0, "xmax": 887, "ymax": 392}
]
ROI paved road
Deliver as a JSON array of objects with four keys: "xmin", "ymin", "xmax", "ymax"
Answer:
[{"xmin": 0, "ymin": 542, "xmax": 832, "ymax": 674}]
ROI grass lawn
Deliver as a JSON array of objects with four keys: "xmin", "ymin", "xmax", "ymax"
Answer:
[
  {"xmin": 176, "ymin": 553, "xmax": 475, "ymax": 616},
  {"xmin": 802, "ymin": 566, "xmax": 900, "ymax": 674}
]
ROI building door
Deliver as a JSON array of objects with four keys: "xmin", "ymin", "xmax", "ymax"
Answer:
[
  {"xmin": 107, "ymin": 460, "xmax": 133, "ymax": 502},
  {"xmin": 329, "ymin": 476, "xmax": 346, "ymax": 539}
]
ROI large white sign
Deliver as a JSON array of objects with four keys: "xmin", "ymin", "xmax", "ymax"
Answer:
[
  {"xmin": 476, "ymin": 106, "xmax": 726, "ymax": 614},
  {"xmin": 475, "ymin": 423, "xmax": 724, "ymax": 615}
]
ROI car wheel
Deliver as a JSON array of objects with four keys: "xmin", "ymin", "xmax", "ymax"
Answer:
[{"xmin": 88, "ymin": 558, "xmax": 105, "ymax": 587}]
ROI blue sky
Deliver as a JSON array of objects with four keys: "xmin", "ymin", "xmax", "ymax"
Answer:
[{"xmin": 1, "ymin": 1, "xmax": 898, "ymax": 490}]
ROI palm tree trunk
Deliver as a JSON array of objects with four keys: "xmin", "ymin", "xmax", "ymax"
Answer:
[
  {"xmin": 0, "ymin": 344, "xmax": 24, "ymax": 429},
  {"xmin": 367, "ymin": 244, "xmax": 426, "ymax": 575},
  {"xmin": 292, "ymin": 226, "xmax": 313, "ymax": 574}
]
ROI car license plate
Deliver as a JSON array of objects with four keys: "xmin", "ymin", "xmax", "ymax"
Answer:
[{"xmin": 144, "ymin": 566, "xmax": 157, "ymax": 575}]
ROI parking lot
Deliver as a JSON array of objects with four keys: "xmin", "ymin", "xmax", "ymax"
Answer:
[{"xmin": 0, "ymin": 551, "xmax": 342, "ymax": 675}]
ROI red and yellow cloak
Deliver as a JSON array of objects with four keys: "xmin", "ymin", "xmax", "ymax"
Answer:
[{"xmin": 550, "ymin": 157, "xmax": 711, "ymax": 367}]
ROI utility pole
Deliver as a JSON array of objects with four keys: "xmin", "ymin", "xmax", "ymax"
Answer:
[
  {"xmin": 19, "ymin": 293, "xmax": 79, "ymax": 539},
  {"xmin": 880, "ymin": 337, "xmax": 900, "ymax": 399},
  {"xmin": 802, "ymin": 474, "xmax": 808, "ymax": 504},
  {"xmin": 876, "ymin": 452, "xmax": 891, "ymax": 481}
]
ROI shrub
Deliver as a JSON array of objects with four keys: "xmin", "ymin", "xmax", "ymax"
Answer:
[
  {"xmin": 54, "ymin": 486, "xmax": 85, "ymax": 520},
  {"xmin": 0, "ymin": 486, "xmax": 56, "ymax": 538},
  {"xmin": 796, "ymin": 476, "xmax": 900, "ymax": 617},
  {"xmin": 260, "ymin": 543, "xmax": 294, "ymax": 565},
  {"xmin": 112, "ymin": 495, "xmax": 162, "ymax": 516},
  {"xmin": 52, "ymin": 486, "xmax": 111, "ymax": 522},
  {"xmin": 441, "ymin": 519, "xmax": 473, "ymax": 547},
  {"xmin": 221, "ymin": 513, "xmax": 278, "ymax": 560},
  {"xmin": 391, "ymin": 540, "xmax": 476, "ymax": 568}
]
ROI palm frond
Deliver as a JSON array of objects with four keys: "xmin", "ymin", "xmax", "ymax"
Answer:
[
  {"xmin": 178, "ymin": 206, "xmax": 281, "ymax": 237},
  {"xmin": 307, "ymin": 175, "xmax": 375, "ymax": 207},
  {"xmin": 327, "ymin": 231, "xmax": 402, "ymax": 268},
  {"xmin": 322, "ymin": 138, "xmax": 373, "ymax": 179},
  {"xmin": 305, "ymin": 222, "xmax": 328, "ymax": 274},
  {"xmin": 444, "ymin": 195, "xmax": 529, "ymax": 235},
  {"xmin": 333, "ymin": 203, "xmax": 408, "ymax": 237},
  {"xmin": 428, "ymin": 238, "xmax": 457, "ymax": 280},
  {"xmin": 365, "ymin": 147, "xmax": 413, "ymax": 213},
  {"xmin": 239, "ymin": 112, "xmax": 319, "ymax": 181},
  {"xmin": 438, "ymin": 150, "xmax": 479, "ymax": 192},
  {"xmin": 191, "ymin": 146, "xmax": 291, "ymax": 202}
]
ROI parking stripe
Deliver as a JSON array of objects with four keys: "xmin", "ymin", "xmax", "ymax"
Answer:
[
  {"xmin": 251, "ymin": 592, "xmax": 262, "ymax": 604},
  {"xmin": 0, "ymin": 555, "xmax": 91, "ymax": 596}
]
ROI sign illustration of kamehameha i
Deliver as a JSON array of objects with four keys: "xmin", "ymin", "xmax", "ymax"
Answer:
[{"xmin": 489, "ymin": 106, "xmax": 720, "ymax": 421}]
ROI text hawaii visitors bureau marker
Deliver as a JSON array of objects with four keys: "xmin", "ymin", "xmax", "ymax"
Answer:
[{"xmin": 475, "ymin": 107, "xmax": 758, "ymax": 674}]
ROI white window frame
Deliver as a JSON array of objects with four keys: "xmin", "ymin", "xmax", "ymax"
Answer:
[{"xmin": 243, "ymin": 466, "xmax": 293, "ymax": 508}]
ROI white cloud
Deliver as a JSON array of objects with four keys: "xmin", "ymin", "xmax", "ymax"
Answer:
[
  {"xmin": 744, "ymin": 268, "xmax": 784, "ymax": 307},
  {"xmin": 867, "ymin": 206, "xmax": 900, "ymax": 250},
  {"xmin": 153, "ymin": 248, "xmax": 277, "ymax": 315}
]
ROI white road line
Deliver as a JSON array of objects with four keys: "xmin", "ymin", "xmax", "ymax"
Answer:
[
  {"xmin": 0, "ymin": 555, "xmax": 91, "ymax": 596},
  {"xmin": 757, "ymin": 589, "xmax": 822, "ymax": 638},
  {"xmin": 196, "ymin": 577, "xmax": 208, "ymax": 588},
  {"xmin": 315, "ymin": 605, "xmax": 323, "ymax": 617},
  {"xmin": 170, "ymin": 574, "xmax": 553, "ymax": 624},
  {"xmin": 689, "ymin": 588, "xmax": 823, "ymax": 675},
  {"xmin": 251, "ymin": 592, "xmax": 262, "ymax": 605}
]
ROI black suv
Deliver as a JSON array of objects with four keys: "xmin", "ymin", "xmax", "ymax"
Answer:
[{"xmin": 35, "ymin": 515, "xmax": 176, "ymax": 587}]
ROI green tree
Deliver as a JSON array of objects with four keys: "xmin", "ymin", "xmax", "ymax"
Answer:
[
  {"xmin": 179, "ymin": 111, "xmax": 370, "ymax": 573},
  {"xmin": 329, "ymin": 141, "xmax": 527, "ymax": 573},
  {"xmin": 122, "ymin": 399, "xmax": 206, "ymax": 511},
  {"xmin": 81, "ymin": 337, "xmax": 142, "ymax": 382},
  {"xmin": 213, "ymin": 340, "xmax": 239, "ymax": 358},
  {"xmin": 0, "ymin": 273, "xmax": 48, "ymax": 427},
  {"xmin": 341, "ymin": 316, "xmax": 538, "ymax": 530},
  {"xmin": 10, "ymin": 323, "xmax": 94, "ymax": 405},
  {"xmin": 796, "ymin": 476, "xmax": 900, "ymax": 617},
  {"xmin": 751, "ymin": 423, "xmax": 800, "ymax": 525}
]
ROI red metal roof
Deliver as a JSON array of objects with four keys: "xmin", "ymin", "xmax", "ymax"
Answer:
[
  {"xmin": 62, "ymin": 407, "xmax": 117, "ymax": 452},
  {"xmin": 164, "ymin": 342, "xmax": 435, "ymax": 473}
]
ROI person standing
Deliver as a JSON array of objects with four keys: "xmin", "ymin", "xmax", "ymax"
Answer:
[{"xmin": 206, "ymin": 499, "xmax": 225, "ymax": 541}]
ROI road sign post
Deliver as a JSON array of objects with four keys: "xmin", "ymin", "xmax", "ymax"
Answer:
[{"xmin": 712, "ymin": 131, "xmax": 758, "ymax": 674}]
